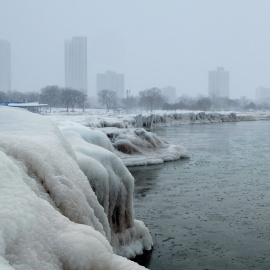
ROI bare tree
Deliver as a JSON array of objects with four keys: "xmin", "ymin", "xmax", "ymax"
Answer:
[
  {"xmin": 9, "ymin": 91, "xmax": 26, "ymax": 102},
  {"xmin": 24, "ymin": 91, "xmax": 40, "ymax": 103},
  {"xmin": 77, "ymin": 92, "xmax": 88, "ymax": 112},
  {"xmin": 139, "ymin": 87, "xmax": 165, "ymax": 112},
  {"xmin": 40, "ymin": 85, "xmax": 60, "ymax": 112},
  {"xmin": 0, "ymin": 91, "xmax": 7, "ymax": 103},
  {"xmin": 239, "ymin": 96, "xmax": 249, "ymax": 110},
  {"xmin": 98, "ymin": 90, "xmax": 118, "ymax": 112},
  {"xmin": 193, "ymin": 97, "xmax": 212, "ymax": 111},
  {"xmin": 60, "ymin": 88, "xmax": 79, "ymax": 112}
]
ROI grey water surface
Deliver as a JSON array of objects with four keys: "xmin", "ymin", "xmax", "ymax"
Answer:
[{"xmin": 130, "ymin": 121, "xmax": 270, "ymax": 270}]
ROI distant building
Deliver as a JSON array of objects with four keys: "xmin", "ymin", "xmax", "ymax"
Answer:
[
  {"xmin": 256, "ymin": 87, "xmax": 270, "ymax": 103},
  {"xmin": 162, "ymin": 86, "xmax": 176, "ymax": 103},
  {"xmin": 208, "ymin": 67, "xmax": 229, "ymax": 98},
  {"xmin": 96, "ymin": 71, "xmax": 124, "ymax": 98},
  {"xmin": 0, "ymin": 40, "xmax": 11, "ymax": 93},
  {"xmin": 65, "ymin": 37, "xmax": 87, "ymax": 95}
]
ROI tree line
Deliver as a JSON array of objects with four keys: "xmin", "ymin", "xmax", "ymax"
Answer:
[
  {"xmin": 99, "ymin": 89, "xmax": 268, "ymax": 112},
  {"xmin": 162, "ymin": 95, "xmax": 266, "ymax": 111},
  {"xmin": 1, "ymin": 86, "xmax": 268, "ymax": 112},
  {"xmin": 98, "ymin": 87, "xmax": 166, "ymax": 112},
  {"xmin": 0, "ymin": 86, "xmax": 88, "ymax": 113}
]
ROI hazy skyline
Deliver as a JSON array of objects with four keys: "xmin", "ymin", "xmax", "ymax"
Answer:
[{"xmin": 1, "ymin": 0, "xmax": 270, "ymax": 99}]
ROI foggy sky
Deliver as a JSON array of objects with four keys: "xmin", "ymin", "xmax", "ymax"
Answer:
[{"xmin": 1, "ymin": 0, "xmax": 270, "ymax": 99}]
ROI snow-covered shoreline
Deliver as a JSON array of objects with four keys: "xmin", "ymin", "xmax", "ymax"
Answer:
[
  {"xmin": 46, "ymin": 110, "xmax": 270, "ymax": 166},
  {"xmin": 0, "ymin": 107, "xmax": 151, "ymax": 270},
  {"xmin": 2, "ymin": 107, "xmax": 270, "ymax": 269},
  {"xmin": 47, "ymin": 110, "xmax": 270, "ymax": 130}
]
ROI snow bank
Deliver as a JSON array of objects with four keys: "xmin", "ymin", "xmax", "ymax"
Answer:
[
  {"xmin": 0, "ymin": 107, "xmax": 150, "ymax": 269},
  {"xmin": 104, "ymin": 128, "xmax": 190, "ymax": 166}
]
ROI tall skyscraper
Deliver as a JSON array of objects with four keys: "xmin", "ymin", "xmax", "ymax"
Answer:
[
  {"xmin": 0, "ymin": 40, "xmax": 11, "ymax": 93},
  {"xmin": 208, "ymin": 67, "xmax": 229, "ymax": 98},
  {"xmin": 96, "ymin": 71, "xmax": 124, "ymax": 98},
  {"xmin": 65, "ymin": 37, "xmax": 87, "ymax": 95}
]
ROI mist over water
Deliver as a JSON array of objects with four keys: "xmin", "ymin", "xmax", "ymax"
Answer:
[{"xmin": 130, "ymin": 121, "xmax": 270, "ymax": 269}]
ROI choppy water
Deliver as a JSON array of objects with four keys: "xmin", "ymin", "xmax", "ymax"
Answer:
[{"xmin": 130, "ymin": 121, "xmax": 270, "ymax": 270}]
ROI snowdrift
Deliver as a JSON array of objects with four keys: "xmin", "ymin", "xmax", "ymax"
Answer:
[
  {"xmin": 104, "ymin": 128, "xmax": 190, "ymax": 166},
  {"xmin": 0, "ymin": 107, "xmax": 151, "ymax": 270}
]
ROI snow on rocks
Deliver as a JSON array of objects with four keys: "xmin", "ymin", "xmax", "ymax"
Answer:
[
  {"xmin": 133, "ymin": 112, "xmax": 239, "ymax": 128},
  {"xmin": 46, "ymin": 110, "xmax": 258, "ymax": 130},
  {"xmin": 104, "ymin": 128, "xmax": 190, "ymax": 166},
  {"xmin": 0, "ymin": 107, "xmax": 150, "ymax": 269},
  {"xmin": 60, "ymin": 126, "xmax": 153, "ymax": 256}
]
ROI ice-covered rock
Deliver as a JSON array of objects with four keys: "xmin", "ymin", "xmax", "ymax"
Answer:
[
  {"xmin": 46, "ymin": 111, "xmax": 246, "ymax": 130},
  {"xmin": 0, "ymin": 107, "xmax": 150, "ymax": 269},
  {"xmin": 60, "ymin": 126, "xmax": 153, "ymax": 256},
  {"xmin": 104, "ymin": 128, "xmax": 190, "ymax": 166}
]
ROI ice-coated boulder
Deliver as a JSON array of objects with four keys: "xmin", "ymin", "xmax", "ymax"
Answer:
[{"xmin": 0, "ymin": 107, "xmax": 151, "ymax": 269}]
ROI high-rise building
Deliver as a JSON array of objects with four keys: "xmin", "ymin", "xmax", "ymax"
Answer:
[
  {"xmin": 208, "ymin": 67, "xmax": 229, "ymax": 98},
  {"xmin": 256, "ymin": 87, "xmax": 270, "ymax": 103},
  {"xmin": 65, "ymin": 36, "xmax": 87, "ymax": 95},
  {"xmin": 96, "ymin": 71, "xmax": 124, "ymax": 98},
  {"xmin": 162, "ymin": 86, "xmax": 176, "ymax": 103},
  {"xmin": 0, "ymin": 40, "xmax": 11, "ymax": 93}
]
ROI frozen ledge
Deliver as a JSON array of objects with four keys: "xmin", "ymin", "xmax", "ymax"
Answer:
[
  {"xmin": 104, "ymin": 128, "xmax": 190, "ymax": 166},
  {"xmin": 0, "ymin": 107, "xmax": 151, "ymax": 270},
  {"xmin": 83, "ymin": 112, "xmax": 240, "ymax": 129}
]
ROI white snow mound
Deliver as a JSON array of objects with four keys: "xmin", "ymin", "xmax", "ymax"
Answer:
[{"xmin": 0, "ymin": 107, "xmax": 150, "ymax": 270}]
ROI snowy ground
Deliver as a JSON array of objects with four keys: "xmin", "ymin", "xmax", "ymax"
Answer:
[{"xmin": 0, "ymin": 107, "xmax": 152, "ymax": 270}]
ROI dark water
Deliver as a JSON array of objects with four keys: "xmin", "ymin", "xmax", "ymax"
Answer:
[{"xmin": 130, "ymin": 121, "xmax": 270, "ymax": 270}]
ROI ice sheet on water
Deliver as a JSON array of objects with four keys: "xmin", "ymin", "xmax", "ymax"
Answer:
[{"xmin": 0, "ymin": 107, "xmax": 150, "ymax": 269}]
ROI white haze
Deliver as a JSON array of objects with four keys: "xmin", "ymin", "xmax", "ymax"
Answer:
[{"xmin": 1, "ymin": 0, "xmax": 270, "ymax": 99}]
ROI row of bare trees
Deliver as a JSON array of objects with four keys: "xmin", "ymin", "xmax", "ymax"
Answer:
[
  {"xmin": 40, "ymin": 86, "xmax": 87, "ymax": 112},
  {"xmin": 162, "ymin": 95, "xmax": 264, "ymax": 111},
  {"xmin": 2, "ymin": 86, "xmax": 267, "ymax": 113},
  {"xmin": 0, "ymin": 86, "xmax": 88, "ymax": 113},
  {"xmin": 98, "ymin": 89, "xmax": 266, "ymax": 112},
  {"xmin": 98, "ymin": 87, "xmax": 166, "ymax": 112}
]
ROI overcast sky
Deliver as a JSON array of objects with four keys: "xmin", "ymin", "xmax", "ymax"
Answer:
[{"xmin": 1, "ymin": 0, "xmax": 270, "ymax": 99}]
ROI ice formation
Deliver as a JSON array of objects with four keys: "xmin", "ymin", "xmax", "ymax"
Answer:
[
  {"xmin": 104, "ymin": 128, "xmax": 190, "ymax": 166},
  {"xmin": 48, "ymin": 110, "xmax": 260, "ymax": 132},
  {"xmin": 0, "ymin": 107, "xmax": 151, "ymax": 270},
  {"xmin": 85, "ymin": 111, "xmax": 240, "ymax": 129},
  {"xmin": 60, "ymin": 126, "xmax": 153, "ymax": 256}
]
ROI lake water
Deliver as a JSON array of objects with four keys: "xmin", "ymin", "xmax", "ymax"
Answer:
[{"xmin": 130, "ymin": 121, "xmax": 270, "ymax": 270}]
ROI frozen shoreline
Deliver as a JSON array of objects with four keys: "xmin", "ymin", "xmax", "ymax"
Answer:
[
  {"xmin": 47, "ymin": 110, "xmax": 270, "ymax": 166},
  {"xmin": 0, "ymin": 107, "xmax": 151, "ymax": 270},
  {"xmin": 47, "ymin": 110, "xmax": 270, "ymax": 130}
]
